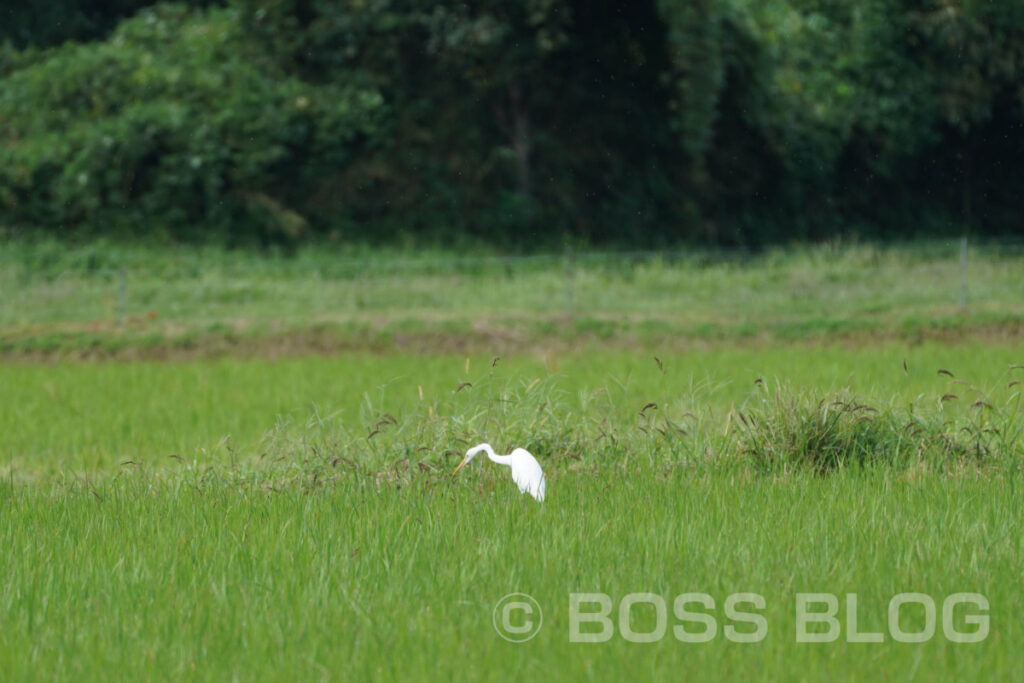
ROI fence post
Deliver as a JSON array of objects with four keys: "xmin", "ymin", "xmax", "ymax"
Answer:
[
  {"xmin": 959, "ymin": 237, "xmax": 968, "ymax": 308},
  {"xmin": 565, "ymin": 245, "xmax": 575, "ymax": 317},
  {"xmin": 118, "ymin": 268, "xmax": 127, "ymax": 327}
]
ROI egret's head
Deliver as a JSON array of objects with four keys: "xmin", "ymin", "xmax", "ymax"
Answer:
[{"xmin": 453, "ymin": 443, "xmax": 488, "ymax": 474}]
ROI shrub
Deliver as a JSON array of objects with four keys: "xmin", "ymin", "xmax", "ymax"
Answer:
[{"xmin": 0, "ymin": 3, "xmax": 384, "ymax": 242}]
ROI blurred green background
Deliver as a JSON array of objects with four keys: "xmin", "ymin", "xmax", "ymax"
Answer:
[{"xmin": 3, "ymin": 0, "xmax": 1022, "ymax": 248}]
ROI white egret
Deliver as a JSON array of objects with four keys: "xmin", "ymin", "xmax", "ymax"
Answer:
[{"xmin": 452, "ymin": 443, "xmax": 546, "ymax": 502}]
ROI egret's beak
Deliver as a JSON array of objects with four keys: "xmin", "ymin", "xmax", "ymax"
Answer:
[{"xmin": 452, "ymin": 458, "xmax": 469, "ymax": 475}]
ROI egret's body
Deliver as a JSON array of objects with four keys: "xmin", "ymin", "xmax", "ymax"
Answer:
[{"xmin": 453, "ymin": 443, "xmax": 546, "ymax": 502}]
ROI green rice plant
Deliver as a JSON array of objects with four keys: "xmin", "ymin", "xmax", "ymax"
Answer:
[
  {"xmin": 1, "ymin": 350, "xmax": 1023, "ymax": 679},
  {"xmin": 1, "ymin": 461, "xmax": 1021, "ymax": 680}
]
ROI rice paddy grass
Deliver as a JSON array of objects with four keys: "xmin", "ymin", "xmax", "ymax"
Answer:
[{"xmin": 2, "ymin": 238, "xmax": 1022, "ymax": 679}]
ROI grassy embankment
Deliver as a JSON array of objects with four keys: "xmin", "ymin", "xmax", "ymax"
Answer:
[{"xmin": 2, "ymin": 238, "xmax": 1023, "ymax": 356}]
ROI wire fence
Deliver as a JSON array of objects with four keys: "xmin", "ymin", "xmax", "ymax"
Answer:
[{"xmin": 3, "ymin": 237, "xmax": 1023, "ymax": 329}]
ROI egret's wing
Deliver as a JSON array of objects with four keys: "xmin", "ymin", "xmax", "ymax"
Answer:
[{"xmin": 510, "ymin": 451, "xmax": 545, "ymax": 502}]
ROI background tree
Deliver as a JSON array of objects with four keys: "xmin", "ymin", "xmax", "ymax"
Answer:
[{"xmin": 2, "ymin": 0, "xmax": 1023, "ymax": 246}]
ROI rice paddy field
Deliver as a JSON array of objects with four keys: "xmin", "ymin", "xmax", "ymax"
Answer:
[{"xmin": 1, "ymin": 239, "xmax": 1023, "ymax": 680}]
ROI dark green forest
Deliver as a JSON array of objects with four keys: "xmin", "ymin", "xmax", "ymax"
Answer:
[{"xmin": 2, "ymin": 1, "xmax": 1022, "ymax": 247}]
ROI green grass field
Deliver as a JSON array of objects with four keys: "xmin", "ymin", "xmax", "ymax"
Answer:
[
  {"xmin": 2, "ymin": 240, "xmax": 1023, "ymax": 679},
  {"xmin": 3, "ymin": 238, "xmax": 1024, "ymax": 355},
  {"xmin": 2, "ymin": 469, "xmax": 1019, "ymax": 680}
]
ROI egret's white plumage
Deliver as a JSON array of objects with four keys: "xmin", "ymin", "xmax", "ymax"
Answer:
[{"xmin": 452, "ymin": 443, "xmax": 546, "ymax": 502}]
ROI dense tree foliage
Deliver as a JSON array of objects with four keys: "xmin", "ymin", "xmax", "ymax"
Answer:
[
  {"xmin": 0, "ymin": 5, "xmax": 382, "ymax": 242},
  {"xmin": 1, "ymin": 0, "xmax": 1022, "ymax": 246},
  {"xmin": 0, "ymin": 1, "xmax": 217, "ymax": 48}
]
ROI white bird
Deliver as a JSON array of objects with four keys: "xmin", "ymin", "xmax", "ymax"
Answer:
[{"xmin": 452, "ymin": 443, "xmax": 546, "ymax": 502}]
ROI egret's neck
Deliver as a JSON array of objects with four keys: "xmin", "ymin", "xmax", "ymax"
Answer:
[{"xmin": 475, "ymin": 443, "xmax": 512, "ymax": 465}]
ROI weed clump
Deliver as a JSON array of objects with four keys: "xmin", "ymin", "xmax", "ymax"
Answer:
[{"xmin": 731, "ymin": 388, "xmax": 1007, "ymax": 474}]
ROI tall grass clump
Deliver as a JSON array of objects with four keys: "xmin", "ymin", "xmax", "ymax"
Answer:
[
  {"xmin": 245, "ymin": 363, "xmax": 1024, "ymax": 486},
  {"xmin": 731, "ymin": 375, "xmax": 1024, "ymax": 474},
  {"xmin": 252, "ymin": 371, "xmax": 602, "ymax": 491}
]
